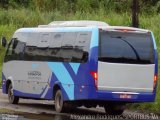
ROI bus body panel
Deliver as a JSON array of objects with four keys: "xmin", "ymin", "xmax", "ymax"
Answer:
[
  {"xmin": 2, "ymin": 26, "xmax": 158, "ymax": 103},
  {"xmin": 98, "ymin": 62, "xmax": 155, "ymax": 92},
  {"xmin": 2, "ymin": 27, "xmax": 99, "ymax": 101}
]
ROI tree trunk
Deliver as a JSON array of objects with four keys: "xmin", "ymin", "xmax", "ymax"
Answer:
[{"xmin": 132, "ymin": 0, "xmax": 139, "ymax": 28}]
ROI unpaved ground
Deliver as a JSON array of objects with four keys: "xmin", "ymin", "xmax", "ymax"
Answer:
[{"xmin": 0, "ymin": 89, "xmax": 159, "ymax": 120}]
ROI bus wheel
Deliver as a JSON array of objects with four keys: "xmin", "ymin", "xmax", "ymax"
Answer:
[
  {"xmin": 104, "ymin": 104, "xmax": 125, "ymax": 115},
  {"xmin": 55, "ymin": 90, "xmax": 66, "ymax": 113},
  {"xmin": 8, "ymin": 84, "xmax": 19, "ymax": 104}
]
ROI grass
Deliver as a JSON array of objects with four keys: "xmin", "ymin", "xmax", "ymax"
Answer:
[{"xmin": 0, "ymin": 8, "xmax": 159, "ymax": 113}]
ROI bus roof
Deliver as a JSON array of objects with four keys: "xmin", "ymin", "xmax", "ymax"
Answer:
[
  {"xmin": 38, "ymin": 20, "xmax": 109, "ymax": 28},
  {"xmin": 101, "ymin": 26, "xmax": 151, "ymax": 33},
  {"xmin": 14, "ymin": 26, "xmax": 98, "ymax": 34},
  {"xmin": 14, "ymin": 25, "xmax": 151, "ymax": 34}
]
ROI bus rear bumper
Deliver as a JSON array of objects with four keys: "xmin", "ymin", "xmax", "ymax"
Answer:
[{"xmin": 96, "ymin": 90, "xmax": 156, "ymax": 102}]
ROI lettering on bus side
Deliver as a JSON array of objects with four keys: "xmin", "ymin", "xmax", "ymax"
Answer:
[{"xmin": 28, "ymin": 71, "xmax": 42, "ymax": 80}]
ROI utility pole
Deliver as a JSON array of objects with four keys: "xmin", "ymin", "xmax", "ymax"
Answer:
[{"xmin": 132, "ymin": 0, "xmax": 139, "ymax": 28}]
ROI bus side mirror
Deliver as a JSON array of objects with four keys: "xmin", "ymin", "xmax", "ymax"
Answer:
[{"xmin": 1, "ymin": 37, "xmax": 7, "ymax": 47}]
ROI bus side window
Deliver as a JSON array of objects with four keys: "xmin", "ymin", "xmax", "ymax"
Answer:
[
  {"xmin": 19, "ymin": 31, "xmax": 91, "ymax": 63},
  {"xmin": 61, "ymin": 32, "xmax": 77, "ymax": 62},
  {"xmin": 6, "ymin": 39, "xmax": 14, "ymax": 55},
  {"xmin": 48, "ymin": 33, "xmax": 63, "ymax": 61},
  {"xmin": 73, "ymin": 32, "xmax": 91, "ymax": 62},
  {"xmin": 24, "ymin": 33, "xmax": 63, "ymax": 62},
  {"xmin": 24, "ymin": 33, "xmax": 40, "ymax": 61},
  {"xmin": 38, "ymin": 33, "xmax": 50, "ymax": 48},
  {"xmin": 14, "ymin": 41, "xmax": 26, "ymax": 60},
  {"xmin": 5, "ymin": 38, "xmax": 26, "ymax": 62},
  {"xmin": 4, "ymin": 38, "xmax": 16, "ymax": 62}
]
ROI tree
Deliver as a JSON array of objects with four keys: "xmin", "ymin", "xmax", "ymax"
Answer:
[
  {"xmin": 132, "ymin": 0, "xmax": 139, "ymax": 28},
  {"xmin": 0, "ymin": 0, "xmax": 9, "ymax": 8}
]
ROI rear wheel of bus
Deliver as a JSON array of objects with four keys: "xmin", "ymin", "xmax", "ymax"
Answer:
[
  {"xmin": 54, "ymin": 89, "xmax": 76, "ymax": 113},
  {"xmin": 8, "ymin": 83, "xmax": 19, "ymax": 104},
  {"xmin": 55, "ymin": 90, "xmax": 67, "ymax": 113},
  {"xmin": 104, "ymin": 104, "xmax": 125, "ymax": 115}
]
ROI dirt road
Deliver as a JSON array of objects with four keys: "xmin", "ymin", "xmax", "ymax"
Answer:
[{"xmin": 0, "ymin": 89, "xmax": 159, "ymax": 120}]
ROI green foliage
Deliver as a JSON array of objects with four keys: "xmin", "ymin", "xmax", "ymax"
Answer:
[
  {"xmin": 76, "ymin": 0, "xmax": 100, "ymax": 12},
  {"xmin": 155, "ymin": 1, "xmax": 160, "ymax": 13},
  {"xmin": 0, "ymin": 0, "xmax": 160, "ymax": 14}
]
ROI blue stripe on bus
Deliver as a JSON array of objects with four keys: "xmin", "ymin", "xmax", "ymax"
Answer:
[
  {"xmin": 2, "ymin": 73, "xmax": 7, "ymax": 93},
  {"xmin": 14, "ymin": 89, "xmax": 42, "ymax": 98},
  {"xmin": 16, "ymin": 28, "xmax": 36, "ymax": 33},
  {"xmin": 151, "ymin": 32, "xmax": 157, "ymax": 50},
  {"xmin": 47, "ymin": 62, "xmax": 74, "ymax": 100},
  {"xmin": 17, "ymin": 27, "xmax": 97, "ymax": 33},
  {"xmin": 69, "ymin": 63, "xmax": 80, "ymax": 74},
  {"xmin": 54, "ymin": 27, "xmax": 94, "ymax": 32},
  {"xmin": 90, "ymin": 27, "xmax": 99, "ymax": 48},
  {"xmin": 40, "ymin": 74, "xmax": 52, "ymax": 98}
]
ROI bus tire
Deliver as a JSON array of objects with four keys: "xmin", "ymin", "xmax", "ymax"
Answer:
[
  {"xmin": 55, "ymin": 90, "xmax": 66, "ymax": 113},
  {"xmin": 8, "ymin": 83, "xmax": 19, "ymax": 104},
  {"xmin": 104, "ymin": 104, "xmax": 125, "ymax": 115}
]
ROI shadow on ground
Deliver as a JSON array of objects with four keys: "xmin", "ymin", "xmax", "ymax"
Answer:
[{"xmin": 18, "ymin": 102, "xmax": 105, "ymax": 120}]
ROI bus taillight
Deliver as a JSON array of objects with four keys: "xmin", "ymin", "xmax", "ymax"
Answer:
[
  {"xmin": 90, "ymin": 71, "xmax": 98, "ymax": 90},
  {"xmin": 154, "ymin": 75, "xmax": 158, "ymax": 89}
]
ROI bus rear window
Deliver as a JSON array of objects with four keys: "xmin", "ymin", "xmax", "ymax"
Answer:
[{"xmin": 99, "ymin": 31, "xmax": 154, "ymax": 64}]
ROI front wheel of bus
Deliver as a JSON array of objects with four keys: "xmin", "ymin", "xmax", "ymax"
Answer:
[
  {"xmin": 55, "ymin": 90, "xmax": 66, "ymax": 113},
  {"xmin": 8, "ymin": 84, "xmax": 19, "ymax": 104}
]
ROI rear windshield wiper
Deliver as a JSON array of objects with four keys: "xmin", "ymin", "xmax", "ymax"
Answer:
[
  {"xmin": 111, "ymin": 36, "xmax": 141, "ymax": 61},
  {"xmin": 61, "ymin": 45, "xmax": 73, "ymax": 49}
]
